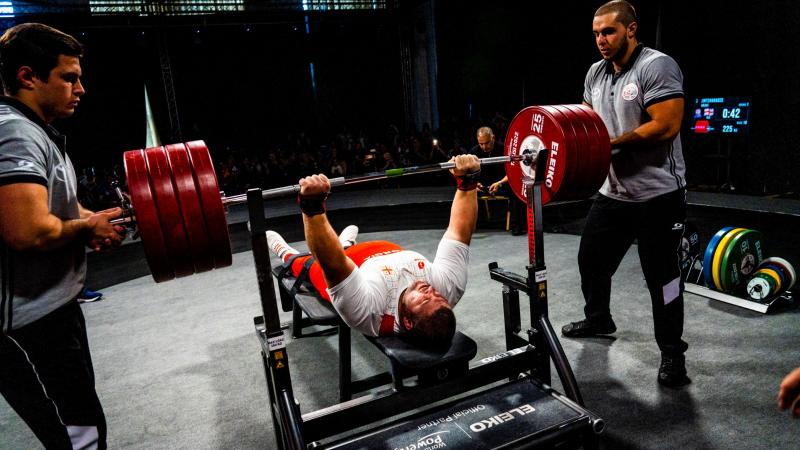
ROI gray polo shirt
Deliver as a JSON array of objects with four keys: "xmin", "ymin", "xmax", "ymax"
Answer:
[
  {"xmin": 583, "ymin": 45, "xmax": 686, "ymax": 201},
  {"xmin": 0, "ymin": 98, "xmax": 85, "ymax": 332}
]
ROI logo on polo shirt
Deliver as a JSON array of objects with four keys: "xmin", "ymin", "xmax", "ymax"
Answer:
[
  {"xmin": 16, "ymin": 160, "xmax": 35, "ymax": 170},
  {"xmin": 622, "ymin": 83, "xmax": 639, "ymax": 101}
]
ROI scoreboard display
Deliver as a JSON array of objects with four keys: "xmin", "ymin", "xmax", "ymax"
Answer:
[{"xmin": 690, "ymin": 97, "xmax": 751, "ymax": 134}]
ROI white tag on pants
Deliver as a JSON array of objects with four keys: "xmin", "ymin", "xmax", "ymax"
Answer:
[
  {"xmin": 68, "ymin": 425, "xmax": 99, "ymax": 450},
  {"xmin": 663, "ymin": 277, "xmax": 681, "ymax": 305}
]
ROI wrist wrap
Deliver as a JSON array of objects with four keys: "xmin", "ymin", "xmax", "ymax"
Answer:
[
  {"xmin": 455, "ymin": 169, "xmax": 481, "ymax": 191},
  {"xmin": 298, "ymin": 192, "xmax": 329, "ymax": 216}
]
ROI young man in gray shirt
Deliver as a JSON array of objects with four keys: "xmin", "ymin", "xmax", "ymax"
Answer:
[
  {"xmin": 561, "ymin": 0, "xmax": 691, "ymax": 388},
  {"xmin": 0, "ymin": 23, "xmax": 125, "ymax": 448}
]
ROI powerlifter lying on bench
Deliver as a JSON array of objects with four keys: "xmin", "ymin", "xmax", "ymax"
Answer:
[{"xmin": 267, "ymin": 155, "xmax": 482, "ymax": 396}]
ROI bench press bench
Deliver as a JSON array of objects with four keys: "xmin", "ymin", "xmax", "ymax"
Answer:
[
  {"xmin": 249, "ymin": 128, "xmax": 606, "ymax": 450},
  {"xmin": 271, "ymin": 264, "xmax": 478, "ymax": 400}
]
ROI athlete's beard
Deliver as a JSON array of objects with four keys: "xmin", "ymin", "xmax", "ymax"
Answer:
[{"xmin": 611, "ymin": 37, "xmax": 629, "ymax": 64}]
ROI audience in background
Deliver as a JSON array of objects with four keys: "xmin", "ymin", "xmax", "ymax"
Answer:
[{"xmin": 75, "ymin": 113, "xmax": 512, "ymax": 205}]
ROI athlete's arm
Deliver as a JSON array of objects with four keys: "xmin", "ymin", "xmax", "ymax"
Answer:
[
  {"xmin": 443, "ymin": 154, "xmax": 480, "ymax": 245},
  {"xmin": 300, "ymin": 174, "xmax": 356, "ymax": 287}
]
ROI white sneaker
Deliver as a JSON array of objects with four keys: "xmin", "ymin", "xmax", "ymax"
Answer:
[
  {"xmin": 266, "ymin": 230, "xmax": 299, "ymax": 261},
  {"xmin": 338, "ymin": 225, "xmax": 359, "ymax": 248}
]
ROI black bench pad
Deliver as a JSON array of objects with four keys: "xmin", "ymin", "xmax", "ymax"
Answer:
[
  {"xmin": 294, "ymin": 292, "xmax": 338, "ymax": 323},
  {"xmin": 368, "ymin": 331, "xmax": 477, "ymax": 372}
]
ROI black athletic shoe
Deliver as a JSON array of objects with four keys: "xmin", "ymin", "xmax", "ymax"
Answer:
[
  {"xmin": 561, "ymin": 319, "xmax": 616, "ymax": 337},
  {"xmin": 658, "ymin": 354, "xmax": 691, "ymax": 388}
]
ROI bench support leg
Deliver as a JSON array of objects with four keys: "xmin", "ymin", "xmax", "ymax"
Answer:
[{"xmin": 338, "ymin": 323, "xmax": 352, "ymax": 402}]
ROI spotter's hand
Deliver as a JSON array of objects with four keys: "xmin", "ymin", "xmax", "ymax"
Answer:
[{"xmin": 86, "ymin": 207, "xmax": 126, "ymax": 251}]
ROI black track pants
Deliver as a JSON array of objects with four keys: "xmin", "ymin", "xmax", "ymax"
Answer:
[
  {"xmin": 0, "ymin": 301, "xmax": 107, "ymax": 449},
  {"xmin": 577, "ymin": 189, "xmax": 689, "ymax": 356}
]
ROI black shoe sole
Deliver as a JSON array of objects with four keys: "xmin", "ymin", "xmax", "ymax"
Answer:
[
  {"xmin": 658, "ymin": 375, "xmax": 692, "ymax": 388},
  {"xmin": 561, "ymin": 325, "xmax": 617, "ymax": 338}
]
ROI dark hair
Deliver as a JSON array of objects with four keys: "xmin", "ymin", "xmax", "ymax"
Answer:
[
  {"xmin": 402, "ymin": 305, "xmax": 456, "ymax": 350},
  {"xmin": 595, "ymin": 0, "xmax": 638, "ymax": 28},
  {"xmin": 0, "ymin": 23, "xmax": 83, "ymax": 94}
]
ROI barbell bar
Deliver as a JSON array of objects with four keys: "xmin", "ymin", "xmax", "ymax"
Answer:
[
  {"xmin": 112, "ymin": 153, "xmax": 533, "ymax": 226},
  {"xmin": 204, "ymin": 154, "xmax": 534, "ymax": 207},
  {"xmin": 118, "ymin": 104, "xmax": 612, "ymax": 282}
]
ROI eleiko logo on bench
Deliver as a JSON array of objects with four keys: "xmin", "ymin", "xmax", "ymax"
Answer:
[{"xmin": 469, "ymin": 403, "xmax": 537, "ymax": 432}]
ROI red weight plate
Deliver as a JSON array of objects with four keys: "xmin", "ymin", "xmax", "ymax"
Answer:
[
  {"xmin": 570, "ymin": 105, "xmax": 606, "ymax": 197},
  {"xmin": 550, "ymin": 105, "xmax": 590, "ymax": 198},
  {"xmin": 504, "ymin": 106, "xmax": 572, "ymax": 204},
  {"xmin": 575, "ymin": 104, "xmax": 612, "ymax": 191},
  {"xmin": 165, "ymin": 143, "xmax": 215, "ymax": 273},
  {"xmin": 185, "ymin": 140, "xmax": 232, "ymax": 269},
  {"xmin": 123, "ymin": 150, "xmax": 174, "ymax": 283},
  {"xmin": 578, "ymin": 105, "xmax": 611, "ymax": 186},
  {"xmin": 541, "ymin": 105, "xmax": 580, "ymax": 199},
  {"xmin": 144, "ymin": 146, "xmax": 195, "ymax": 278},
  {"xmin": 560, "ymin": 105, "xmax": 595, "ymax": 196},
  {"xmin": 567, "ymin": 105, "xmax": 608, "ymax": 197}
]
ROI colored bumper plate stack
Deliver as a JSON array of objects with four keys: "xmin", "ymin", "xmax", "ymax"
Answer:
[
  {"xmin": 718, "ymin": 228, "xmax": 764, "ymax": 293},
  {"xmin": 711, "ymin": 227, "xmax": 746, "ymax": 291},
  {"xmin": 703, "ymin": 226, "xmax": 734, "ymax": 289},
  {"xmin": 747, "ymin": 257, "xmax": 796, "ymax": 301}
]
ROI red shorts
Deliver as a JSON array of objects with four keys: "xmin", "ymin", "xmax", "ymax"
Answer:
[{"xmin": 290, "ymin": 241, "xmax": 403, "ymax": 301}]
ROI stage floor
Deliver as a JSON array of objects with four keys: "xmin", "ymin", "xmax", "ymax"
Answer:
[{"xmin": 3, "ymin": 228, "xmax": 799, "ymax": 449}]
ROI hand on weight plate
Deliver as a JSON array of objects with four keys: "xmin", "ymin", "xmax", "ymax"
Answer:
[{"xmin": 299, "ymin": 174, "xmax": 331, "ymax": 196}]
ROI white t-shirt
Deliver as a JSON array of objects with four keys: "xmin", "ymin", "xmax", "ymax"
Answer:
[{"xmin": 327, "ymin": 238, "xmax": 470, "ymax": 336}]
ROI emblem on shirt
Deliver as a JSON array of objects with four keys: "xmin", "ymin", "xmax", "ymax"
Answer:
[
  {"xmin": 381, "ymin": 266, "xmax": 394, "ymax": 276},
  {"xmin": 417, "ymin": 260, "xmax": 425, "ymax": 270},
  {"xmin": 622, "ymin": 83, "xmax": 639, "ymax": 101},
  {"xmin": 16, "ymin": 160, "xmax": 35, "ymax": 170}
]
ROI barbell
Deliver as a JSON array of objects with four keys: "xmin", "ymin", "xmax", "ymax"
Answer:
[{"xmin": 118, "ymin": 104, "xmax": 611, "ymax": 282}]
